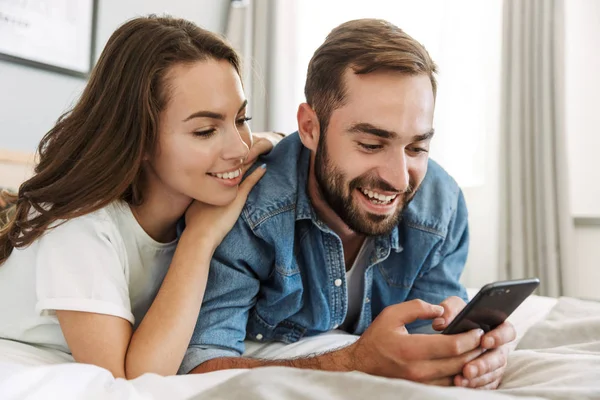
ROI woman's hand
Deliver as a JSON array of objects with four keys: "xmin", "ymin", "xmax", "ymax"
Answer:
[
  {"xmin": 184, "ymin": 164, "xmax": 267, "ymax": 249},
  {"xmin": 242, "ymin": 132, "xmax": 285, "ymax": 174}
]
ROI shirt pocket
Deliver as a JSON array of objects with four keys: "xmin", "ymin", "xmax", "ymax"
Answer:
[{"xmin": 376, "ymin": 261, "xmax": 419, "ymax": 289}]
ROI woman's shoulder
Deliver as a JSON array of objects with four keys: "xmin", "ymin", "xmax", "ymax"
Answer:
[
  {"xmin": 3, "ymin": 202, "xmax": 130, "ymax": 271},
  {"xmin": 42, "ymin": 201, "xmax": 126, "ymax": 245}
]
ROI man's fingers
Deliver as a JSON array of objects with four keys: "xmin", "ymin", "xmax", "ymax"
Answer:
[
  {"xmin": 457, "ymin": 367, "xmax": 505, "ymax": 389},
  {"xmin": 481, "ymin": 321, "xmax": 516, "ymax": 349},
  {"xmin": 479, "ymin": 378, "xmax": 503, "ymax": 390},
  {"xmin": 411, "ymin": 328, "xmax": 484, "ymax": 360},
  {"xmin": 412, "ymin": 347, "xmax": 484, "ymax": 382},
  {"xmin": 378, "ymin": 299, "xmax": 444, "ymax": 328},
  {"xmin": 463, "ymin": 346, "xmax": 508, "ymax": 379},
  {"xmin": 433, "ymin": 296, "xmax": 466, "ymax": 330}
]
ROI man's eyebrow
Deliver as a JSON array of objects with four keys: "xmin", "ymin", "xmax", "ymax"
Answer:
[
  {"xmin": 348, "ymin": 123, "xmax": 435, "ymax": 141},
  {"xmin": 183, "ymin": 100, "xmax": 248, "ymax": 122},
  {"xmin": 348, "ymin": 123, "xmax": 396, "ymax": 139},
  {"xmin": 411, "ymin": 129, "xmax": 435, "ymax": 142}
]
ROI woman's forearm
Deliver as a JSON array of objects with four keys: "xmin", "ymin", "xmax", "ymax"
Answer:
[{"xmin": 124, "ymin": 228, "xmax": 215, "ymax": 378}]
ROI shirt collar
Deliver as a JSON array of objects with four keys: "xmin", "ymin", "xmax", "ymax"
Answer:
[{"xmin": 295, "ymin": 146, "xmax": 316, "ymax": 222}]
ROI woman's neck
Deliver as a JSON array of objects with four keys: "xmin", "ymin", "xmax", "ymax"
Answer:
[{"xmin": 130, "ymin": 177, "xmax": 192, "ymax": 243}]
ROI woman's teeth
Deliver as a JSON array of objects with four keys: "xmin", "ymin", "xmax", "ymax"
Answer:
[
  {"xmin": 360, "ymin": 188, "xmax": 397, "ymax": 204},
  {"xmin": 211, "ymin": 169, "xmax": 241, "ymax": 180}
]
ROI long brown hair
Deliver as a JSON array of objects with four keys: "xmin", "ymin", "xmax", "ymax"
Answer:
[
  {"xmin": 305, "ymin": 18, "xmax": 437, "ymax": 131},
  {"xmin": 0, "ymin": 15, "xmax": 241, "ymax": 264}
]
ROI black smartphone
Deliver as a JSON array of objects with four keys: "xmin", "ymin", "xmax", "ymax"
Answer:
[{"xmin": 442, "ymin": 278, "xmax": 540, "ymax": 335}]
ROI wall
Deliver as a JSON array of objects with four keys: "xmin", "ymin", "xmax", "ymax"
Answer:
[
  {"xmin": 565, "ymin": 0, "xmax": 600, "ymax": 219},
  {"xmin": 0, "ymin": 57, "xmax": 84, "ymax": 152},
  {"xmin": 563, "ymin": 0, "xmax": 600, "ymax": 300},
  {"xmin": 0, "ymin": 0, "xmax": 229, "ymax": 153}
]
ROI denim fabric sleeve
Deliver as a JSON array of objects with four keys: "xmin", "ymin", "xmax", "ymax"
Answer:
[
  {"xmin": 406, "ymin": 189, "xmax": 469, "ymax": 333},
  {"xmin": 179, "ymin": 214, "xmax": 273, "ymax": 374},
  {"xmin": 178, "ymin": 345, "xmax": 241, "ymax": 374}
]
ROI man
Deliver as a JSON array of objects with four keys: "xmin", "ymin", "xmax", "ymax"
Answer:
[{"xmin": 181, "ymin": 19, "xmax": 516, "ymax": 389}]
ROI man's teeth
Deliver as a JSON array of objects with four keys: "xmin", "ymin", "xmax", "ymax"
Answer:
[
  {"xmin": 212, "ymin": 169, "xmax": 241, "ymax": 179},
  {"xmin": 360, "ymin": 188, "xmax": 397, "ymax": 203}
]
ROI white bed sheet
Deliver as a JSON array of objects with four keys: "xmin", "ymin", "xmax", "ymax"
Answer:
[{"xmin": 0, "ymin": 292, "xmax": 567, "ymax": 400}]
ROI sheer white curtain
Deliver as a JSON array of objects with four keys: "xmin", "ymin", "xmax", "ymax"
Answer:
[
  {"xmin": 498, "ymin": 0, "xmax": 573, "ymax": 296},
  {"xmin": 225, "ymin": 0, "xmax": 297, "ymax": 133}
]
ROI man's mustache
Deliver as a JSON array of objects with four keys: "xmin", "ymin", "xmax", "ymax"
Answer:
[{"xmin": 350, "ymin": 176, "xmax": 414, "ymax": 195}]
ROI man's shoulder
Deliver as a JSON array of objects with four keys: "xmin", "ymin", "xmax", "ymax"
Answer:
[
  {"xmin": 242, "ymin": 133, "xmax": 306, "ymax": 230},
  {"xmin": 402, "ymin": 159, "xmax": 464, "ymax": 238}
]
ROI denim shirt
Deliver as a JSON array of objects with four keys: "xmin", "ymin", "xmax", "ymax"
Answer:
[{"xmin": 180, "ymin": 133, "xmax": 469, "ymax": 374}]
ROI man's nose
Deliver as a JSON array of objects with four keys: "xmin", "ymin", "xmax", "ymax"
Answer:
[{"xmin": 381, "ymin": 153, "xmax": 410, "ymax": 192}]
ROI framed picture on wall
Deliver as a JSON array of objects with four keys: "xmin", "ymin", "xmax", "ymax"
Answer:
[{"xmin": 0, "ymin": 0, "xmax": 97, "ymax": 78}]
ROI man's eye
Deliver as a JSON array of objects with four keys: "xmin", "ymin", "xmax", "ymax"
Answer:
[
  {"xmin": 408, "ymin": 146, "xmax": 428, "ymax": 154},
  {"xmin": 359, "ymin": 143, "xmax": 383, "ymax": 151}
]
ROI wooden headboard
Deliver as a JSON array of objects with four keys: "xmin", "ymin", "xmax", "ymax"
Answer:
[{"xmin": 0, "ymin": 149, "xmax": 36, "ymax": 191}]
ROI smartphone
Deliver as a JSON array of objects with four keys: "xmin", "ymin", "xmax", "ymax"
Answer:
[{"xmin": 442, "ymin": 278, "xmax": 540, "ymax": 335}]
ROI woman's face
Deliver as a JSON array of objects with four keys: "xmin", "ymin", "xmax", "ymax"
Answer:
[{"xmin": 147, "ymin": 59, "xmax": 252, "ymax": 206}]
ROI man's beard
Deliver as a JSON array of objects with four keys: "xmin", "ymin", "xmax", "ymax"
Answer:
[{"xmin": 314, "ymin": 134, "xmax": 416, "ymax": 236}]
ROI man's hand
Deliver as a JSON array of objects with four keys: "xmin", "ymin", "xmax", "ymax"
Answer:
[
  {"xmin": 434, "ymin": 296, "xmax": 517, "ymax": 389},
  {"xmin": 348, "ymin": 300, "xmax": 485, "ymax": 386}
]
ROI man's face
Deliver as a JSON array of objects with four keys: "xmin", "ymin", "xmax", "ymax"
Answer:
[{"xmin": 313, "ymin": 70, "xmax": 434, "ymax": 236}]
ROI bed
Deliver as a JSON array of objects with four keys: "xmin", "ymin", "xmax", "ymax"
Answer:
[
  {"xmin": 1, "ymin": 291, "xmax": 599, "ymax": 400},
  {"xmin": 1, "ymin": 154, "xmax": 599, "ymax": 399}
]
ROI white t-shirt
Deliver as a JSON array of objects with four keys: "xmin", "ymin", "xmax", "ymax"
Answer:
[
  {"xmin": 340, "ymin": 238, "xmax": 373, "ymax": 332},
  {"xmin": 0, "ymin": 201, "xmax": 177, "ymax": 353}
]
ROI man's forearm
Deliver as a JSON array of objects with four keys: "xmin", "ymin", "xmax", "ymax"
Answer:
[{"xmin": 189, "ymin": 346, "xmax": 354, "ymax": 374}]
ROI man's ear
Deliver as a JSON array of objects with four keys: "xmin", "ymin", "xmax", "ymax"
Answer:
[{"xmin": 297, "ymin": 103, "xmax": 320, "ymax": 152}]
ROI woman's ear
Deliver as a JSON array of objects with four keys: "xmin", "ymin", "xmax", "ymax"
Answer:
[{"xmin": 296, "ymin": 103, "xmax": 320, "ymax": 152}]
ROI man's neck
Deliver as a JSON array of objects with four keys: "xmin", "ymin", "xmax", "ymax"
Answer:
[{"xmin": 306, "ymin": 163, "xmax": 365, "ymax": 270}]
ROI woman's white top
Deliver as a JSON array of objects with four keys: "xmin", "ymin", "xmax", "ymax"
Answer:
[{"xmin": 0, "ymin": 201, "xmax": 177, "ymax": 353}]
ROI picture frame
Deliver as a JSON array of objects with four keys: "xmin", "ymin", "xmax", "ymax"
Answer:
[{"xmin": 0, "ymin": 0, "xmax": 97, "ymax": 78}]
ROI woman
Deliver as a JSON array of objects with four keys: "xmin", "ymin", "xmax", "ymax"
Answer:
[{"xmin": 0, "ymin": 16, "xmax": 279, "ymax": 379}]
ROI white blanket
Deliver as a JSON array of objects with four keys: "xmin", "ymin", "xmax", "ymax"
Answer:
[
  {"xmin": 1, "ymin": 295, "xmax": 599, "ymax": 400},
  {"xmin": 185, "ymin": 296, "xmax": 600, "ymax": 400}
]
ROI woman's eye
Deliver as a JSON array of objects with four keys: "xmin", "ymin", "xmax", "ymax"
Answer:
[
  {"xmin": 236, "ymin": 116, "xmax": 252, "ymax": 125},
  {"xmin": 192, "ymin": 129, "xmax": 216, "ymax": 138}
]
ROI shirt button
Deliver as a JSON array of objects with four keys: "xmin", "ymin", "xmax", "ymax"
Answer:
[
  {"xmin": 334, "ymin": 279, "xmax": 342, "ymax": 287},
  {"xmin": 256, "ymin": 333, "xmax": 263, "ymax": 340},
  {"xmin": 365, "ymin": 297, "xmax": 371, "ymax": 303}
]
